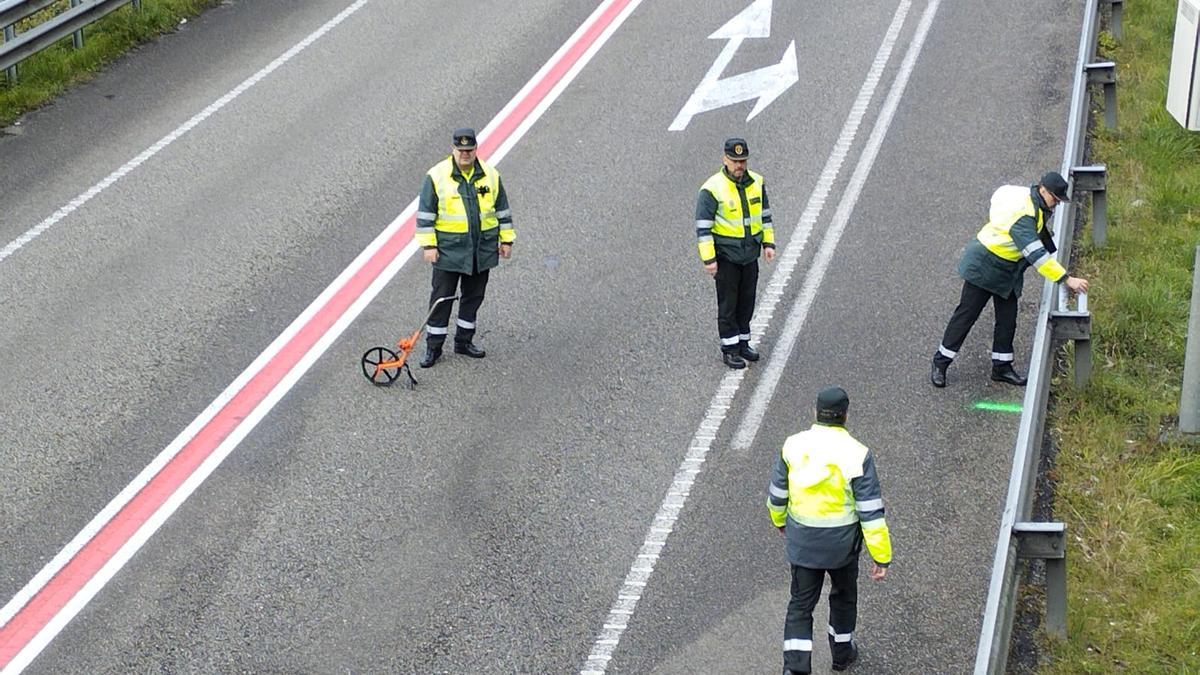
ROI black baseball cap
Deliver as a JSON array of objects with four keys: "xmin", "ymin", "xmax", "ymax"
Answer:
[
  {"xmin": 724, "ymin": 138, "xmax": 750, "ymax": 159},
  {"xmin": 816, "ymin": 386, "xmax": 850, "ymax": 424},
  {"xmin": 452, "ymin": 128, "xmax": 477, "ymax": 150},
  {"xmin": 1040, "ymin": 171, "xmax": 1070, "ymax": 201}
]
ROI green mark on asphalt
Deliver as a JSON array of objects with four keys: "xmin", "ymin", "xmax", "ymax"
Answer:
[{"xmin": 974, "ymin": 400, "xmax": 1023, "ymax": 413}]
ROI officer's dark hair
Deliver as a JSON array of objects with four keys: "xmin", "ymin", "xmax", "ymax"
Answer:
[{"xmin": 815, "ymin": 386, "xmax": 849, "ymax": 425}]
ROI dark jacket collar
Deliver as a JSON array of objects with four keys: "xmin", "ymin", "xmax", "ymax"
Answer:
[{"xmin": 722, "ymin": 167, "xmax": 755, "ymax": 187}]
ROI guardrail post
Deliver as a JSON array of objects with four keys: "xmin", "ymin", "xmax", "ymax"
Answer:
[
  {"xmin": 1086, "ymin": 61, "xmax": 1117, "ymax": 129},
  {"xmin": 1182, "ymin": 246, "xmax": 1200, "ymax": 434},
  {"xmin": 1052, "ymin": 289, "xmax": 1091, "ymax": 387},
  {"xmin": 70, "ymin": 0, "xmax": 84, "ymax": 49},
  {"xmin": 1071, "ymin": 165, "xmax": 1108, "ymax": 247},
  {"xmin": 1102, "ymin": 0, "xmax": 1124, "ymax": 40},
  {"xmin": 2, "ymin": 24, "xmax": 16, "ymax": 85},
  {"xmin": 1014, "ymin": 522, "xmax": 1068, "ymax": 639}
]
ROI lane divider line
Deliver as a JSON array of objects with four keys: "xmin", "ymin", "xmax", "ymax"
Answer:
[
  {"xmin": 0, "ymin": 0, "xmax": 645, "ymax": 671},
  {"xmin": 579, "ymin": 1, "xmax": 920, "ymax": 671},
  {"xmin": 0, "ymin": 0, "xmax": 376, "ymax": 637},
  {"xmin": 732, "ymin": 0, "xmax": 942, "ymax": 451},
  {"xmin": 0, "ymin": 0, "xmax": 371, "ymax": 265}
]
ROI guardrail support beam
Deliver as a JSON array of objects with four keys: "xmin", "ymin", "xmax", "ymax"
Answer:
[
  {"xmin": 1014, "ymin": 522, "xmax": 1067, "ymax": 639},
  {"xmin": 1071, "ymin": 165, "xmax": 1108, "ymax": 247},
  {"xmin": 3, "ymin": 25, "xmax": 15, "ymax": 84},
  {"xmin": 1052, "ymin": 290, "xmax": 1092, "ymax": 387},
  {"xmin": 1086, "ymin": 61, "xmax": 1117, "ymax": 129},
  {"xmin": 1101, "ymin": 0, "xmax": 1124, "ymax": 40},
  {"xmin": 70, "ymin": 0, "xmax": 84, "ymax": 49}
]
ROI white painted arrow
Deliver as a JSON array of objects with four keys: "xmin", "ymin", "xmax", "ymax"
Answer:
[{"xmin": 668, "ymin": 0, "xmax": 798, "ymax": 131}]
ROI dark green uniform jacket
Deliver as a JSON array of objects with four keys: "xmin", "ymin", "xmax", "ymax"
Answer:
[
  {"xmin": 956, "ymin": 185, "xmax": 1059, "ymax": 299},
  {"xmin": 417, "ymin": 159, "xmax": 513, "ymax": 275},
  {"xmin": 694, "ymin": 169, "xmax": 774, "ymax": 265}
]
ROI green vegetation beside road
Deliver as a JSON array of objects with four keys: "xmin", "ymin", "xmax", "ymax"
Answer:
[
  {"xmin": 1045, "ymin": 0, "xmax": 1200, "ymax": 672},
  {"xmin": 1, "ymin": 0, "xmax": 215, "ymax": 126}
]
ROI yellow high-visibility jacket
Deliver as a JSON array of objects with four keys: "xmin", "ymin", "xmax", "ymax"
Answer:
[
  {"xmin": 694, "ymin": 169, "xmax": 774, "ymax": 265},
  {"xmin": 767, "ymin": 423, "xmax": 892, "ymax": 569},
  {"xmin": 956, "ymin": 184, "xmax": 1066, "ymax": 299},
  {"xmin": 416, "ymin": 157, "xmax": 515, "ymax": 274}
]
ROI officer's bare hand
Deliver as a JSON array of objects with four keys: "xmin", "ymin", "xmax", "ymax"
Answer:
[
  {"xmin": 1065, "ymin": 276, "xmax": 1089, "ymax": 293},
  {"xmin": 776, "ymin": 526, "xmax": 786, "ymax": 537},
  {"xmin": 704, "ymin": 261, "xmax": 718, "ymax": 277},
  {"xmin": 869, "ymin": 563, "xmax": 887, "ymax": 581},
  {"xmin": 423, "ymin": 248, "xmax": 439, "ymax": 264},
  {"xmin": 499, "ymin": 243, "xmax": 513, "ymax": 259},
  {"xmin": 764, "ymin": 247, "xmax": 776, "ymax": 263}
]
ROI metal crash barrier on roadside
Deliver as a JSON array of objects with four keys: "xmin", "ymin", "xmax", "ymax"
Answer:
[{"xmin": 974, "ymin": 0, "xmax": 1121, "ymax": 672}]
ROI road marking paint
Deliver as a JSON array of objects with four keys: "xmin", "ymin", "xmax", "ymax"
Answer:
[
  {"xmin": 732, "ymin": 0, "xmax": 942, "ymax": 451},
  {"xmin": 0, "ymin": 0, "xmax": 645, "ymax": 671},
  {"xmin": 0, "ymin": 0, "xmax": 371, "ymax": 265},
  {"xmin": 669, "ymin": 0, "xmax": 798, "ymax": 130},
  {"xmin": 974, "ymin": 400, "xmax": 1023, "ymax": 414},
  {"xmin": 579, "ymin": 2, "xmax": 920, "ymax": 672}
]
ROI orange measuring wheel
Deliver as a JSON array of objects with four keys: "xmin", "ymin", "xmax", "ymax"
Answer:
[{"xmin": 360, "ymin": 295, "xmax": 458, "ymax": 388}]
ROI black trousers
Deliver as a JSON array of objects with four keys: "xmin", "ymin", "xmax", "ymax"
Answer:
[
  {"xmin": 784, "ymin": 562, "xmax": 858, "ymax": 674},
  {"xmin": 934, "ymin": 280, "xmax": 1018, "ymax": 367},
  {"xmin": 714, "ymin": 258, "xmax": 758, "ymax": 352},
  {"xmin": 426, "ymin": 268, "xmax": 489, "ymax": 347}
]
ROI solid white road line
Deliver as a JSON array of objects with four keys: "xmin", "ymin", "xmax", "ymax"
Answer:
[
  {"xmin": 0, "ymin": 0, "xmax": 646, "ymax": 672},
  {"xmin": 579, "ymin": 2, "xmax": 920, "ymax": 672},
  {"xmin": 0, "ymin": 0, "xmax": 375, "ymax": 636},
  {"xmin": 732, "ymin": 0, "xmax": 942, "ymax": 451},
  {"xmin": 0, "ymin": 0, "xmax": 372, "ymax": 265}
]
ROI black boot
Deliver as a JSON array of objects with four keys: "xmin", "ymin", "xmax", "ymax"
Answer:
[
  {"xmin": 739, "ymin": 342, "xmax": 760, "ymax": 362},
  {"xmin": 930, "ymin": 359, "xmax": 947, "ymax": 388},
  {"xmin": 831, "ymin": 644, "xmax": 859, "ymax": 671},
  {"xmin": 454, "ymin": 341, "xmax": 486, "ymax": 358},
  {"xmin": 419, "ymin": 345, "xmax": 442, "ymax": 368},
  {"xmin": 722, "ymin": 351, "xmax": 747, "ymax": 369},
  {"xmin": 991, "ymin": 363, "xmax": 1027, "ymax": 386}
]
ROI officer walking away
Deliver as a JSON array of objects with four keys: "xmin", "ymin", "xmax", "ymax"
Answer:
[
  {"xmin": 930, "ymin": 171, "xmax": 1089, "ymax": 388},
  {"xmin": 415, "ymin": 128, "xmax": 515, "ymax": 368},
  {"xmin": 767, "ymin": 387, "xmax": 891, "ymax": 674},
  {"xmin": 695, "ymin": 138, "xmax": 776, "ymax": 369}
]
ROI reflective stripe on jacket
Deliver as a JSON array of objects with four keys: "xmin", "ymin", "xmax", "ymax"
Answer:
[
  {"xmin": 695, "ymin": 169, "xmax": 774, "ymax": 265},
  {"xmin": 957, "ymin": 184, "xmax": 1066, "ymax": 298},
  {"xmin": 416, "ymin": 157, "xmax": 515, "ymax": 274},
  {"xmin": 767, "ymin": 423, "xmax": 892, "ymax": 569}
]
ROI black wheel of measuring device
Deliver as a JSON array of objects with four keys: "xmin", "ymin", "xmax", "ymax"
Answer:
[{"xmin": 361, "ymin": 346, "xmax": 401, "ymax": 386}]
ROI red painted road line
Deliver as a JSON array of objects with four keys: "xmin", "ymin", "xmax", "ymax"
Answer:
[{"xmin": 0, "ymin": 0, "xmax": 633, "ymax": 667}]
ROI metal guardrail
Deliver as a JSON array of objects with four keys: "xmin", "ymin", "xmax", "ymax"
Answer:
[
  {"xmin": 974, "ymin": 0, "xmax": 1121, "ymax": 672},
  {"xmin": 1, "ymin": 0, "xmax": 141, "ymax": 81}
]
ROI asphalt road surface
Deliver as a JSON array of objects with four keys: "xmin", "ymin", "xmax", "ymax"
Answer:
[{"xmin": 0, "ymin": 0, "xmax": 1080, "ymax": 672}]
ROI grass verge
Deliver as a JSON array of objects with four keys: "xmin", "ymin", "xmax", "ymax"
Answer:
[
  {"xmin": 1, "ymin": 0, "xmax": 216, "ymax": 127},
  {"xmin": 1043, "ymin": 0, "xmax": 1200, "ymax": 672}
]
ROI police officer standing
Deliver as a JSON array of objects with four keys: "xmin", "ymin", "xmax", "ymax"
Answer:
[
  {"xmin": 695, "ymin": 138, "xmax": 776, "ymax": 369},
  {"xmin": 767, "ymin": 387, "xmax": 892, "ymax": 674},
  {"xmin": 415, "ymin": 128, "xmax": 515, "ymax": 368},
  {"xmin": 931, "ymin": 171, "xmax": 1089, "ymax": 387}
]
